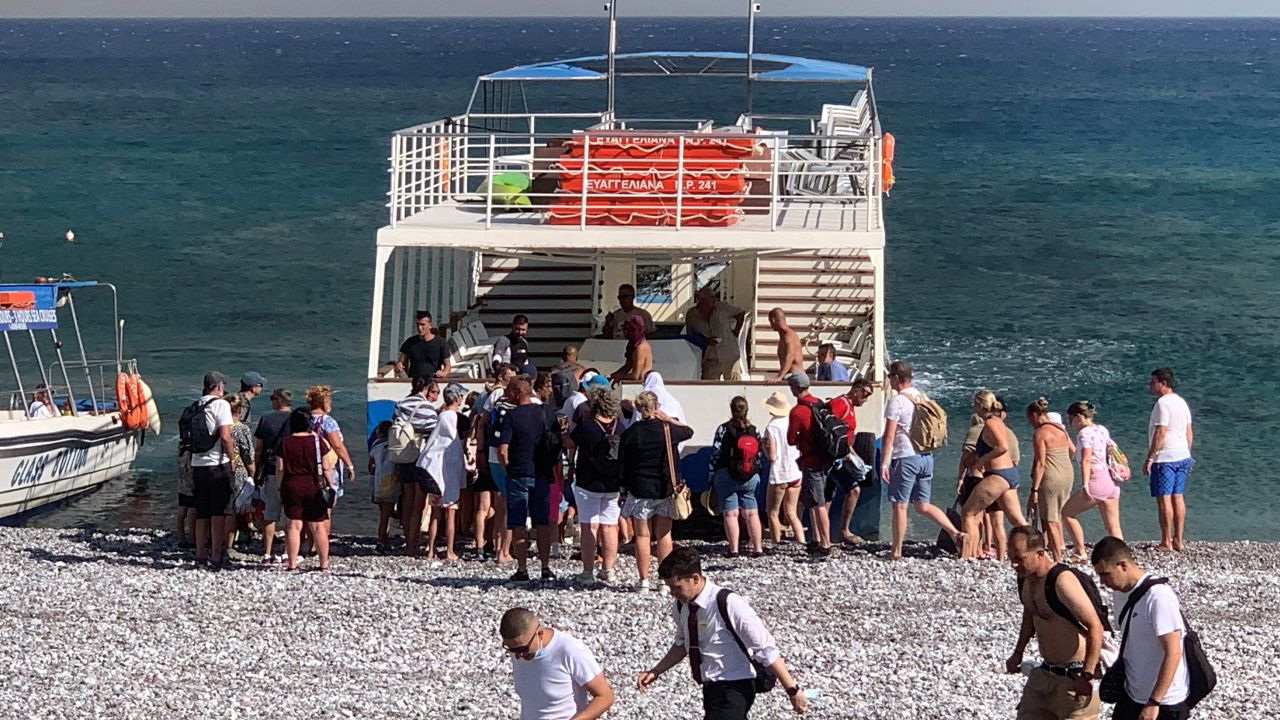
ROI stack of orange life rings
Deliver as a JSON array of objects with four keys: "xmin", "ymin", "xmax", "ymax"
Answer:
[
  {"xmin": 550, "ymin": 132, "xmax": 754, "ymax": 227},
  {"xmin": 881, "ymin": 132, "xmax": 896, "ymax": 194},
  {"xmin": 115, "ymin": 371, "xmax": 151, "ymax": 431}
]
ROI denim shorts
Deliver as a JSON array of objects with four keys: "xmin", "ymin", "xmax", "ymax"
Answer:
[
  {"xmin": 713, "ymin": 469, "xmax": 760, "ymax": 513},
  {"xmin": 488, "ymin": 461, "xmax": 509, "ymax": 494},
  {"xmin": 888, "ymin": 454, "xmax": 934, "ymax": 505},
  {"xmin": 1150, "ymin": 457, "xmax": 1193, "ymax": 497},
  {"xmin": 505, "ymin": 474, "xmax": 552, "ymax": 529}
]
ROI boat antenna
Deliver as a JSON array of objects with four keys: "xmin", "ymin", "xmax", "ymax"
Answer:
[
  {"xmin": 604, "ymin": 1, "xmax": 618, "ymax": 119},
  {"xmin": 746, "ymin": 1, "xmax": 760, "ymax": 117}
]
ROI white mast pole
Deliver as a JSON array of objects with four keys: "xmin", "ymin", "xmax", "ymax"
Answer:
[
  {"xmin": 606, "ymin": 1, "xmax": 619, "ymax": 120},
  {"xmin": 746, "ymin": 1, "xmax": 760, "ymax": 116}
]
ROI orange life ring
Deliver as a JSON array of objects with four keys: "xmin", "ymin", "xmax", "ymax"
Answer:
[
  {"xmin": 129, "ymin": 374, "xmax": 149, "ymax": 429},
  {"xmin": 115, "ymin": 372, "xmax": 147, "ymax": 429},
  {"xmin": 881, "ymin": 132, "xmax": 896, "ymax": 194}
]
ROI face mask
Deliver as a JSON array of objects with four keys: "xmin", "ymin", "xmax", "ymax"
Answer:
[{"xmin": 530, "ymin": 634, "xmax": 547, "ymax": 661}]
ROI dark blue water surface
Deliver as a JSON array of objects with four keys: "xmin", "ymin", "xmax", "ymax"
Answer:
[{"xmin": 2, "ymin": 18, "xmax": 1277, "ymax": 539}]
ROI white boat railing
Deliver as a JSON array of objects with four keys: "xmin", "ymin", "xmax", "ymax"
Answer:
[{"xmin": 388, "ymin": 114, "xmax": 884, "ymax": 233}]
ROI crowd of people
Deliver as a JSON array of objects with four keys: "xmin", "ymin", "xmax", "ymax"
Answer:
[{"xmin": 175, "ymin": 371, "xmax": 354, "ymax": 572}]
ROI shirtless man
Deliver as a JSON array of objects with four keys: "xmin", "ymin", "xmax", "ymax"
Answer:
[
  {"xmin": 1006, "ymin": 526, "xmax": 1104, "ymax": 720},
  {"xmin": 768, "ymin": 308, "xmax": 805, "ymax": 382},
  {"xmin": 610, "ymin": 315, "xmax": 653, "ymax": 383}
]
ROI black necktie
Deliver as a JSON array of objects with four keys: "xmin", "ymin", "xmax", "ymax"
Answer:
[{"xmin": 687, "ymin": 601, "xmax": 703, "ymax": 684}]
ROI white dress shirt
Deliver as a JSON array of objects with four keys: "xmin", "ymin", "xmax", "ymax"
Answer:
[{"xmin": 672, "ymin": 580, "xmax": 781, "ymax": 683}]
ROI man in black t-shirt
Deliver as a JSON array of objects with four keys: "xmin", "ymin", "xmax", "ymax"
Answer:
[
  {"xmin": 396, "ymin": 310, "xmax": 451, "ymax": 380},
  {"xmin": 498, "ymin": 376, "xmax": 559, "ymax": 583}
]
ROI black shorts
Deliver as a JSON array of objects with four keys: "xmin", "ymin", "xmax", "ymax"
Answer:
[
  {"xmin": 470, "ymin": 460, "xmax": 500, "ymax": 493},
  {"xmin": 178, "ymin": 493, "xmax": 197, "ymax": 509},
  {"xmin": 192, "ymin": 463, "xmax": 233, "ymax": 520}
]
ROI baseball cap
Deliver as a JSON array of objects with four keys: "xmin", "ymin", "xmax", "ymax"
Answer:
[
  {"xmin": 786, "ymin": 372, "xmax": 811, "ymax": 390},
  {"xmin": 241, "ymin": 371, "xmax": 267, "ymax": 388},
  {"xmin": 203, "ymin": 371, "xmax": 229, "ymax": 391}
]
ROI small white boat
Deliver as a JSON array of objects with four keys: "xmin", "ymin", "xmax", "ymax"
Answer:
[{"xmin": 0, "ymin": 280, "xmax": 149, "ymax": 520}]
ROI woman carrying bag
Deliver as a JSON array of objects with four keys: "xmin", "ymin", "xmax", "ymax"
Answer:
[
  {"xmin": 619, "ymin": 390, "xmax": 693, "ymax": 592},
  {"xmin": 278, "ymin": 408, "xmax": 335, "ymax": 571}
]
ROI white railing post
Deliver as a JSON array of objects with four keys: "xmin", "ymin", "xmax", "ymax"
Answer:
[
  {"xmin": 528, "ymin": 115, "xmax": 537, "ymax": 173},
  {"xmin": 675, "ymin": 137, "xmax": 685, "ymax": 230},
  {"xmin": 769, "ymin": 144, "xmax": 781, "ymax": 231},
  {"xmin": 485, "ymin": 133, "xmax": 496, "ymax": 229},
  {"xmin": 389, "ymin": 134, "xmax": 402, "ymax": 227},
  {"xmin": 580, "ymin": 134, "xmax": 591, "ymax": 230}
]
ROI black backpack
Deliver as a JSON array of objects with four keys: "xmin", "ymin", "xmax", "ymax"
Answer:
[
  {"xmin": 798, "ymin": 397, "xmax": 850, "ymax": 461},
  {"xmin": 533, "ymin": 406, "xmax": 565, "ymax": 470},
  {"xmin": 1044, "ymin": 565, "xmax": 1114, "ymax": 634},
  {"xmin": 589, "ymin": 420, "xmax": 622, "ymax": 477},
  {"xmin": 178, "ymin": 398, "xmax": 219, "ymax": 454},
  {"xmin": 1101, "ymin": 577, "xmax": 1217, "ymax": 709},
  {"xmin": 551, "ymin": 365, "xmax": 579, "ymax": 408}
]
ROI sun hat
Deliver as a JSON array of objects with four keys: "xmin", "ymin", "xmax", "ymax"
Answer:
[
  {"xmin": 763, "ymin": 391, "xmax": 791, "ymax": 417},
  {"xmin": 700, "ymin": 488, "xmax": 720, "ymax": 518}
]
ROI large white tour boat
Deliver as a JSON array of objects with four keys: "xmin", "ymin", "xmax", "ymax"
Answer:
[
  {"xmin": 0, "ymin": 280, "xmax": 155, "ymax": 520},
  {"xmin": 365, "ymin": 11, "xmax": 893, "ymax": 534}
]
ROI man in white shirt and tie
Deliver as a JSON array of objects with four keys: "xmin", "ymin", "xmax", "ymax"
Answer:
[{"xmin": 637, "ymin": 546, "xmax": 808, "ymax": 719}]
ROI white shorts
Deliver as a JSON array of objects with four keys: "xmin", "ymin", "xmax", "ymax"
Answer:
[
  {"xmin": 574, "ymin": 487, "xmax": 621, "ymax": 526},
  {"xmin": 622, "ymin": 495, "xmax": 672, "ymax": 521}
]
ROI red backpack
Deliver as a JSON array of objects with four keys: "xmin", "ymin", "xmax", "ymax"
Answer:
[{"xmin": 726, "ymin": 424, "xmax": 761, "ymax": 482}]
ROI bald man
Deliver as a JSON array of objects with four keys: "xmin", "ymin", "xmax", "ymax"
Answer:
[
  {"xmin": 768, "ymin": 308, "xmax": 806, "ymax": 383},
  {"xmin": 501, "ymin": 607, "xmax": 614, "ymax": 720}
]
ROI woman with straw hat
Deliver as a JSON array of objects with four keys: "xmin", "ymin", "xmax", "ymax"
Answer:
[{"xmin": 762, "ymin": 391, "xmax": 806, "ymax": 547}]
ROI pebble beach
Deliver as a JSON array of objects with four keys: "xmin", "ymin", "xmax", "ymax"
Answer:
[{"xmin": 0, "ymin": 527, "xmax": 1272, "ymax": 719}]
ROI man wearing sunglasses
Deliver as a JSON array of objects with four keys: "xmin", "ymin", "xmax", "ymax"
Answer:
[{"xmin": 501, "ymin": 607, "xmax": 614, "ymax": 720}]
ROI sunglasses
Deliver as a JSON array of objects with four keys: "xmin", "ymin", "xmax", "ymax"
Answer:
[{"xmin": 503, "ymin": 630, "xmax": 541, "ymax": 656}]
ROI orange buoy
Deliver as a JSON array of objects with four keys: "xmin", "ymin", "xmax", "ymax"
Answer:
[
  {"xmin": 881, "ymin": 132, "xmax": 896, "ymax": 194},
  {"xmin": 128, "ymin": 374, "xmax": 148, "ymax": 429},
  {"xmin": 115, "ymin": 372, "xmax": 147, "ymax": 429}
]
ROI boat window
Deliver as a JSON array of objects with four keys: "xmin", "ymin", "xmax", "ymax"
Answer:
[{"xmin": 635, "ymin": 265, "xmax": 674, "ymax": 305}]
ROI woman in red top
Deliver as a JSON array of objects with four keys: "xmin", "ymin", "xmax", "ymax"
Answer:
[{"xmin": 279, "ymin": 408, "xmax": 335, "ymax": 570}]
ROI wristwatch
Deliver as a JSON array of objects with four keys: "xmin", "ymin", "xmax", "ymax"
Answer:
[{"xmin": 785, "ymin": 685, "xmax": 802, "ymax": 698}]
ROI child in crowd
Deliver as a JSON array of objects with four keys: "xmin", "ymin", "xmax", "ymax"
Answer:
[{"xmin": 369, "ymin": 420, "xmax": 399, "ymax": 553}]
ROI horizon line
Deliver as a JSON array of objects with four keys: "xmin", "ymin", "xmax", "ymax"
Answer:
[{"xmin": 3, "ymin": 14, "xmax": 1279, "ymax": 20}]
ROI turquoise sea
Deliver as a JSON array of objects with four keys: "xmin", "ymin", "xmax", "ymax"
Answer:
[{"xmin": 2, "ymin": 17, "xmax": 1277, "ymax": 540}]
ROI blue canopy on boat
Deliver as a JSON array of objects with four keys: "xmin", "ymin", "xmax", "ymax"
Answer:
[{"xmin": 484, "ymin": 51, "xmax": 869, "ymax": 82}]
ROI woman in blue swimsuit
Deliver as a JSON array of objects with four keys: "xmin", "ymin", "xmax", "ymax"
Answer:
[{"xmin": 959, "ymin": 391, "xmax": 1029, "ymax": 559}]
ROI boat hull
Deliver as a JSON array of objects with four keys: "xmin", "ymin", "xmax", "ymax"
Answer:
[{"xmin": 0, "ymin": 414, "xmax": 140, "ymax": 520}]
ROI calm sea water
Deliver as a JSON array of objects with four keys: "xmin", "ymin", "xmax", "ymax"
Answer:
[{"xmin": 2, "ymin": 18, "xmax": 1277, "ymax": 540}]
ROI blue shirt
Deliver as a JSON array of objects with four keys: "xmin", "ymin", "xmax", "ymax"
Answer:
[{"xmin": 817, "ymin": 361, "xmax": 850, "ymax": 382}]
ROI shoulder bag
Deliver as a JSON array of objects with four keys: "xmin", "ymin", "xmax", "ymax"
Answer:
[
  {"xmin": 314, "ymin": 433, "xmax": 336, "ymax": 509},
  {"xmin": 665, "ymin": 422, "xmax": 693, "ymax": 521}
]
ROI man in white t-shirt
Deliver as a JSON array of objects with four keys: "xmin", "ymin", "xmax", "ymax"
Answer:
[
  {"xmin": 501, "ymin": 607, "xmax": 614, "ymax": 720},
  {"xmin": 1144, "ymin": 368, "xmax": 1194, "ymax": 552},
  {"xmin": 189, "ymin": 371, "xmax": 237, "ymax": 568},
  {"xmin": 1092, "ymin": 537, "xmax": 1192, "ymax": 720},
  {"xmin": 879, "ymin": 360, "xmax": 963, "ymax": 561},
  {"xmin": 601, "ymin": 283, "xmax": 656, "ymax": 340},
  {"xmin": 26, "ymin": 385, "xmax": 57, "ymax": 419}
]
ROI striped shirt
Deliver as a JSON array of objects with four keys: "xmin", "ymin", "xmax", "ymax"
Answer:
[{"xmin": 396, "ymin": 394, "xmax": 439, "ymax": 435}]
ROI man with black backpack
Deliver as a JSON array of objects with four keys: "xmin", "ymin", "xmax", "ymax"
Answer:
[
  {"xmin": 785, "ymin": 373, "xmax": 839, "ymax": 558},
  {"xmin": 179, "ymin": 371, "xmax": 238, "ymax": 569},
  {"xmin": 1092, "ymin": 537, "xmax": 1213, "ymax": 720},
  {"xmin": 1006, "ymin": 526, "xmax": 1105, "ymax": 720}
]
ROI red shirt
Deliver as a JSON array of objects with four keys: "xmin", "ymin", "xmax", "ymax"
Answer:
[
  {"xmin": 787, "ymin": 393, "xmax": 827, "ymax": 470},
  {"xmin": 829, "ymin": 395, "xmax": 858, "ymax": 445}
]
